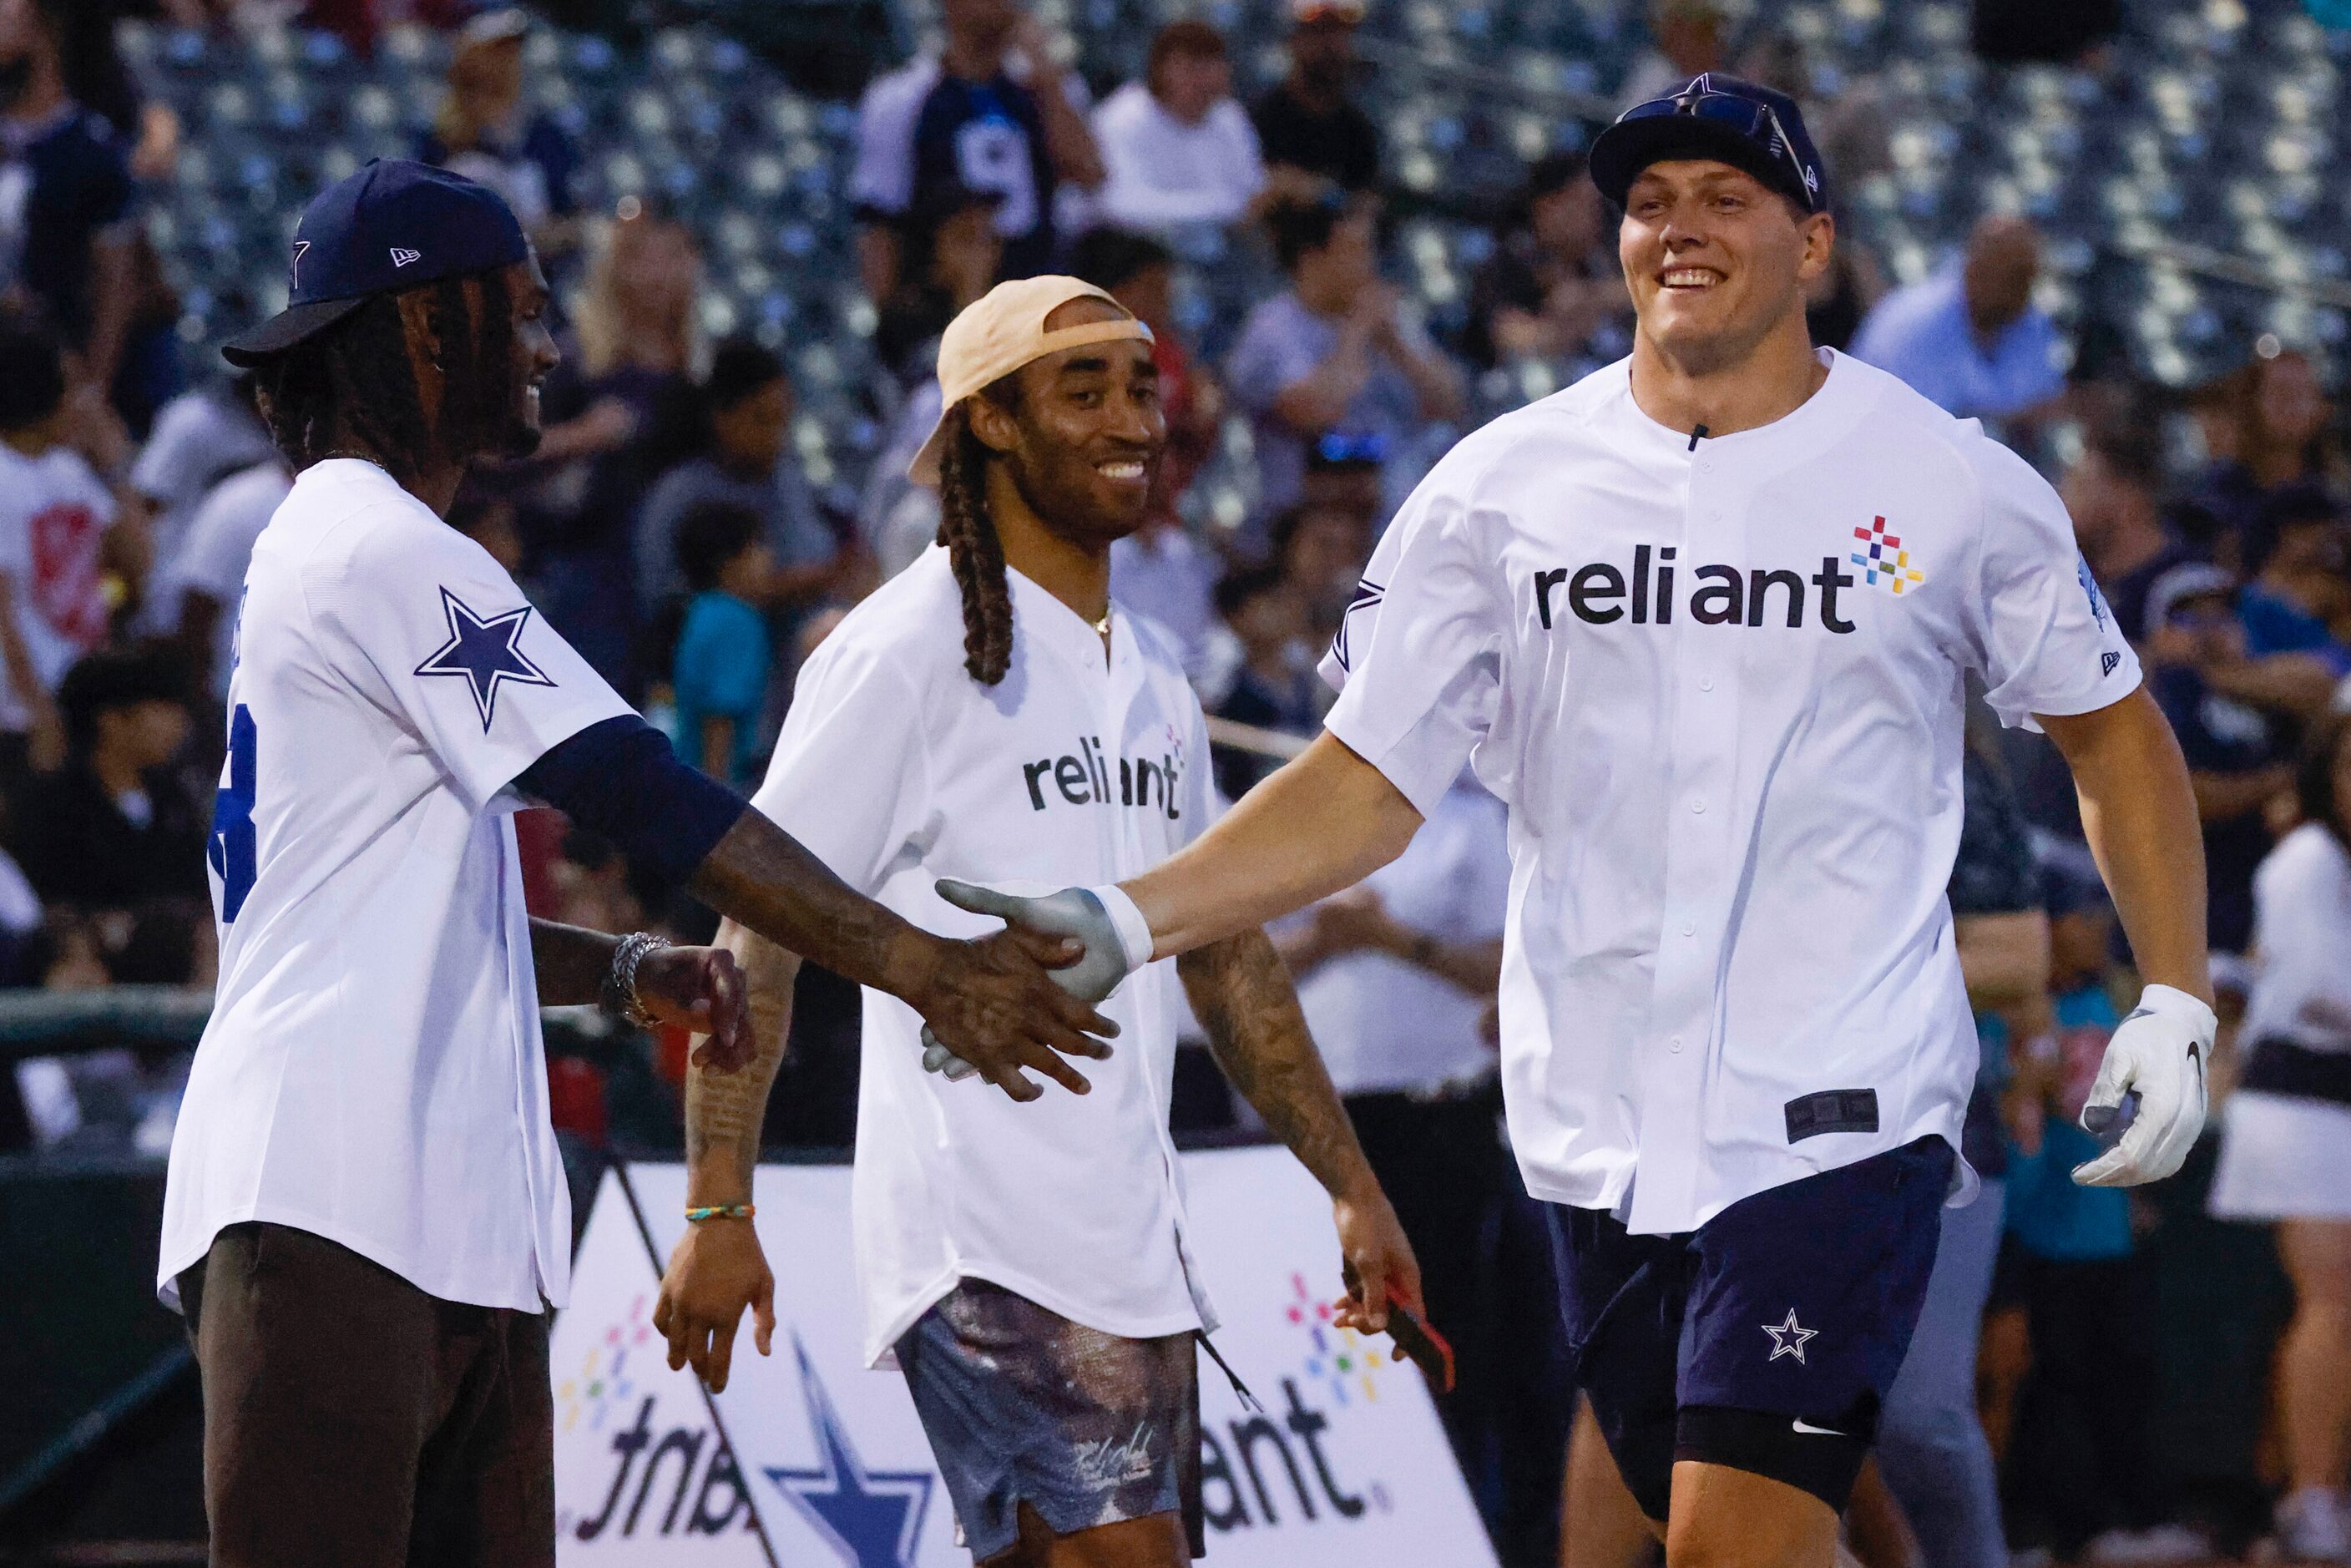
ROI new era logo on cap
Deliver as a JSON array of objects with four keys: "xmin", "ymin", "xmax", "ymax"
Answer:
[{"xmin": 390, "ymin": 246, "xmax": 422, "ymax": 267}]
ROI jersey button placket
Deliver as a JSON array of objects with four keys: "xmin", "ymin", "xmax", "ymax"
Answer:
[{"xmin": 1633, "ymin": 461, "xmax": 1731, "ymax": 1231}]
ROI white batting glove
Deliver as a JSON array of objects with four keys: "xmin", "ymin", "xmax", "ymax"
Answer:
[
  {"xmin": 917, "ymin": 883, "xmax": 1154, "ymax": 1080},
  {"xmin": 2070, "ymin": 984, "xmax": 2216, "ymax": 1187}
]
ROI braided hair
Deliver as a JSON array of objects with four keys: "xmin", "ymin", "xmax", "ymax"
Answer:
[
  {"xmin": 933, "ymin": 379, "xmax": 1022, "ymax": 685},
  {"xmin": 250, "ymin": 269, "xmax": 518, "ymax": 488}
]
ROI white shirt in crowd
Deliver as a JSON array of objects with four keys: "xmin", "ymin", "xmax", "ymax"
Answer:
[
  {"xmin": 751, "ymin": 545, "xmax": 1217, "ymax": 1368},
  {"xmin": 154, "ymin": 461, "xmax": 294, "ymax": 700},
  {"xmin": 1110, "ymin": 524, "xmax": 1220, "ymax": 689},
  {"xmin": 129, "ymin": 383, "xmax": 278, "ymax": 599},
  {"xmin": 1322, "ymin": 350, "xmax": 2138, "ymax": 1236},
  {"xmin": 1289, "ymin": 771, "xmax": 1510, "ymax": 1097},
  {"xmin": 0, "ymin": 441, "xmax": 116, "ymax": 733},
  {"xmin": 2239, "ymin": 822, "xmax": 2351, "ymax": 1057},
  {"xmin": 159, "ymin": 460, "xmax": 632, "ymax": 1313},
  {"xmin": 1090, "ymin": 81, "xmax": 1265, "ymax": 233}
]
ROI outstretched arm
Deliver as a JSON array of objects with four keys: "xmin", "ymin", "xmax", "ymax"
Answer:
[
  {"xmin": 519, "ymin": 716, "xmax": 1115, "ymax": 1100},
  {"xmin": 655, "ymin": 917, "xmax": 802, "ymax": 1392},
  {"xmin": 1177, "ymin": 928, "xmax": 1419, "ymax": 1331},
  {"xmin": 1125, "ymin": 732, "xmax": 1423, "ymax": 959}
]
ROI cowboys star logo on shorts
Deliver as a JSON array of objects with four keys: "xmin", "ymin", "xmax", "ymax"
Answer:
[{"xmin": 1762, "ymin": 1309, "xmax": 1818, "ymax": 1363}]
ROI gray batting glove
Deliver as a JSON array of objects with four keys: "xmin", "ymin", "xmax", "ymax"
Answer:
[
  {"xmin": 919, "ymin": 1034, "xmax": 981, "ymax": 1080},
  {"xmin": 914, "ymin": 883, "xmax": 1150, "ymax": 1082},
  {"xmin": 2071, "ymin": 984, "xmax": 2216, "ymax": 1186},
  {"xmin": 933, "ymin": 882, "xmax": 1148, "ymax": 1004}
]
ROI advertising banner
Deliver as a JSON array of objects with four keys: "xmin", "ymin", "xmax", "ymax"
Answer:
[{"xmin": 555, "ymin": 1149, "xmax": 1496, "ymax": 1567}]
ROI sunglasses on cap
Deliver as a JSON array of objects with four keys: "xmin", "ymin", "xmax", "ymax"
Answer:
[{"xmin": 1593, "ymin": 75, "xmax": 1828, "ymax": 214}]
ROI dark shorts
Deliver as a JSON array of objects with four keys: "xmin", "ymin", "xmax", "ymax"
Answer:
[
  {"xmin": 895, "ymin": 1278, "xmax": 1204, "ymax": 1562},
  {"xmin": 179, "ymin": 1222, "xmax": 554, "ymax": 1568},
  {"xmin": 1549, "ymin": 1136, "xmax": 1954, "ymax": 1520}
]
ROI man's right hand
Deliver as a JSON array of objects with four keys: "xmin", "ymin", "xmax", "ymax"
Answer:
[{"xmin": 901, "ymin": 924, "xmax": 1120, "ymax": 1102}]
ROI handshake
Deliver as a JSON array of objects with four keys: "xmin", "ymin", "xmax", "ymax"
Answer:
[{"xmin": 919, "ymin": 882, "xmax": 1155, "ymax": 1083}]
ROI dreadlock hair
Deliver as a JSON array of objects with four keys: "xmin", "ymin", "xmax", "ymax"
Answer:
[
  {"xmin": 249, "ymin": 268, "xmax": 518, "ymax": 488},
  {"xmin": 933, "ymin": 377, "xmax": 1022, "ymax": 685}
]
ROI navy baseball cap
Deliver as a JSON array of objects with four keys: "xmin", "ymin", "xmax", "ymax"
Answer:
[
  {"xmin": 1589, "ymin": 73, "xmax": 1828, "ymax": 215},
  {"xmin": 222, "ymin": 159, "xmax": 530, "ymax": 367}
]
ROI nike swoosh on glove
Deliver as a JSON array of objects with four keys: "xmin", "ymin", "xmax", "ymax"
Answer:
[
  {"xmin": 2071, "ymin": 983, "xmax": 2217, "ymax": 1187},
  {"xmin": 918, "ymin": 883, "xmax": 1154, "ymax": 1080}
]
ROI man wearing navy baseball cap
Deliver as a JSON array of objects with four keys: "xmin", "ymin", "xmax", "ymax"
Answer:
[
  {"xmin": 968, "ymin": 54, "xmax": 2212, "ymax": 1568},
  {"xmin": 166, "ymin": 159, "xmax": 1129, "ymax": 1565}
]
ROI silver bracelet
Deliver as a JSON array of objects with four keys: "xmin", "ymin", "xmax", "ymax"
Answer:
[{"xmin": 601, "ymin": 931, "xmax": 672, "ymax": 1028}]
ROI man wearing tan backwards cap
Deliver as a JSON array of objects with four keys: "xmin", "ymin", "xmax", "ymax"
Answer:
[{"xmin": 656, "ymin": 276, "xmax": 1419, "ymax": 1565}]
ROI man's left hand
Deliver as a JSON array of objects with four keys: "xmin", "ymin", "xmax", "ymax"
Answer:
[
  {"xmin": 635, "ymin": 944, "xmax": 752, "ymax": 1071},
  {"xmin": 2072, "ymin": 984, "xmax": 2216, "ymax": 1186},
  {"xmin": 1329, "ymin": 1186, "xmax": 1420, "ymax": 1335}
]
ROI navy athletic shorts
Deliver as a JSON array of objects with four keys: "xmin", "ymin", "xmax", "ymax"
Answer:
[
  {"xmin": 895, "ymin": 1279, "xmax": 1204, "ymax": 1562},
  {"xmin": 1549, "ymin": 1135, "xmax": 1954, "ymax": 1520}
]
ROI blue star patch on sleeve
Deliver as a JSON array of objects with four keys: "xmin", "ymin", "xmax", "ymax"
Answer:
[{"xmin": 413, "ymin": 587, "xmax": 557, "ymax": 729}]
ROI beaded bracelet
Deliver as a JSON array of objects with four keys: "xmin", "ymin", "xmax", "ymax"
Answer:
[{"xmin": 685, "ymin": 1204, "xmax": 755, "ymax": 1223}]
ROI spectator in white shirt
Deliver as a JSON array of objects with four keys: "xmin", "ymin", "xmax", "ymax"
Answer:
[
  {"xmin": 2209, "ymin": 714, "xmax": 2351, "ymax": 1562},
  {"xmin": 1091, "ymin": 22, "xmax": 1266, "ymax": 237},
  {"xmin": 0, "ymin": 308, "xmax": 132, "ymax": 779},
  {"xmin": 129, "ymin": 376, "xmax": 275, "ymax": 593},
  {"xmin": 155, "ymin": 457, "xmax": 291, "ymax": 700}
]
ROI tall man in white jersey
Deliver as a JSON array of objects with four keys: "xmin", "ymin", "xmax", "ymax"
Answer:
[
  {"xmin": 965, "ymin": 78, "xmax": 2219, "ymax": 1567},
  {"xmin": 653, "ymin": 276, "xmax": 1420, "ymax": 1567},
  {"xmin": 158, "ymin": 161, "xmax": 1118, "ymax": 1568}
]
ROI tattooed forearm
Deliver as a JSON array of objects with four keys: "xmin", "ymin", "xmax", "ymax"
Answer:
[
  {"xmin": 689, "ymin": 808, "xmax": 938, "ymax": 1001},
  {"xmin": 684, "ymin": 918, "xmax": 803, "ymax": 1204},
  {"xmin": 1178, "ymin": 928, "xmax": 1377, "ymax": 1201}
]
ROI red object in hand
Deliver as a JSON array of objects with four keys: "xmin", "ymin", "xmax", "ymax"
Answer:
[{"xmin": 547, "ymin": 1056, "xmax": 609, "ymax": 1146}]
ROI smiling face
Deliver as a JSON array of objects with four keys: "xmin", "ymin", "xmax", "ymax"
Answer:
[
  {"xmin": 1619, "ymin": 158, "xmax": 1831, "ymax": 377},
  {"xmin": 499, "ymin": 253, "xmax": 560, "ymax": 458},
  {"xmin": 969, "ymin": 297, "xmax": 1166, "ymax": 548}
]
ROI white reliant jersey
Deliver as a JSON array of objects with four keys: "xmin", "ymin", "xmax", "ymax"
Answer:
[
  {"xmin": 1322, "ymin": 351, "xmax": 2139, "ymax": 1236},
  {"xmin": 159, "ymin": 460, "xmax": 630, "ymax": 1312},
  {"xmin": 751, "ymin": 547, "xmax": 1217, "ymax": 1368}
]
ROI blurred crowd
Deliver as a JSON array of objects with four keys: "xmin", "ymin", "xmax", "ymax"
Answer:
[{"xmin": 5, "ymin": 0, "xmax": 2350, "ymax": 1565}]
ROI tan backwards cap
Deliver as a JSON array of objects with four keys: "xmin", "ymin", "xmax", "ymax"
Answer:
[{"xmin": 908, "ymin": 275, "xmax": 1155, "ymax": 485}]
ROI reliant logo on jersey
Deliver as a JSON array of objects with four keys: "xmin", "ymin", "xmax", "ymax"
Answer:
[
  {"xmin": 1534, "ymin": 546, "xmax": 1861, "ymax": 634},
  {"xmin": 1023, "ymin": 735, "xmax": 1185, "ymax": 819}
]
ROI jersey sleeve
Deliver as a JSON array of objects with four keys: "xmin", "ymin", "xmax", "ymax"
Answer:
[
  {"xmin": 305, "ymin": 508, "xmax": 634, "ymax": 814},
  {"xmin": 1963, "ymin": 436, "xmax": 2141, "ymax": 731},
  {"xmin": 1317, "ymin": 460, "xmax": 1504, "ymax": 818},
  {"xmin": 748, "ymin": 633, "xmax": 933, "ymax": 894}
]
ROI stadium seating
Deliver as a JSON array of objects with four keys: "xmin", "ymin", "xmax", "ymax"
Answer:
[{"xmin": 119, "ymin": 0, "xmax": 2351, "ymax": 521}]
